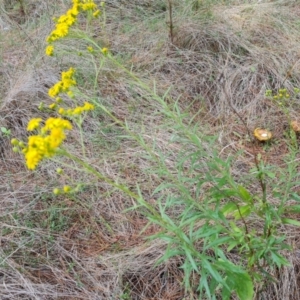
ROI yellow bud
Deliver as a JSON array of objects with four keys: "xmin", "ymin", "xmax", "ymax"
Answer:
[
  {"xmin": 12, "ymin": 147, "xmax": 19, "ymax": 152},
  {"xmin": 67, "ymin": 91, "xmax": 74, "ymax": 98},
  {"xmin": 58, "ymin": 108, "xmax": 65, "ymax": 115},
  {"xmin": 53, "ymin": 188, "xmax": 60, "ymax": 195},
  {"xmin": 11, "ymin": 138, "xmax": 19, "ymax": 145},
  {"xmin": 49, "ymin": 103, "xmax": 56, "ymax": 109},
  {"xmin": 56, "ymin": 168, "xmax": 63, "ymax": 175},
  {"xmin": 63, "ymin": 185, "xmax": 71, "ymax": 193},
  {"xmin": 101, "ymin": 47, "xmax": 108, "ymax": 55},
  {"xmin": 18, "ymin": 141, "xmax": 25, "ymax": 148},
  {"xmin": 87, "ymin": 46, "xmax": 94, "ymax": 53},
  {"xmin": 93, "ymin": 10, "xmax": 101, "ymax": 18},
  {"xmin": 38, "ymin": 102, "xmax": 44, "ymax": 110}
]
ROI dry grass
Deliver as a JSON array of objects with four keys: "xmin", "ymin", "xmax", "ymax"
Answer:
[{"xmin": 1, "ymin": 0, "xmax": 300, "ymax": 299}]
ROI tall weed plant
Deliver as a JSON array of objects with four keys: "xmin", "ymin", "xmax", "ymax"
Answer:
[{"xmin": 11, "ymin": 1, "xmax": 300, "ymax": 299}]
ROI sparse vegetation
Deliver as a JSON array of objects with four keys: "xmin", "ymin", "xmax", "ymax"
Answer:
[{"xmin": 2, "ymin": 0, "xmax": 300, "ymax": 299}]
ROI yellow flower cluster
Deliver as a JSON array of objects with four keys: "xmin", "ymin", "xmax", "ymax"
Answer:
[
  {"xmin": 22, "ymin": 118, "xmax": 72, "ymax": 170},
  {"xmin": 58, "ymin": 102, "xmax": 94, "ymax": 116},
  {"xmin": 13, "ymin": 1, "xmax": 98, "ymax": 172},
  {"xmin": 48, "ymin": 67, "xmax": 76, "ymax": 98},
  {"xmin": 53, "ymin": 185, "xmax": 72, "ymax": 195},
  {"xmin": 47, "ymin": 66, "xmax": 95, "ymax": 117},
  {"xmin": 46, "ymin": 0, "xmax": 100, "ymax": 47}
]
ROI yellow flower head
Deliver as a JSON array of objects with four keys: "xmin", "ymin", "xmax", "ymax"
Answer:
[
  {"xmin": 48, "ymin": 82, "xmax": 63, "ymax": 98},
  {"xmin": 44, "ymin": 117, "xmax": 72, "ymax": 131},
  {"xmin": 101, "ymin": 47, "xmax": 108, "ymax": 55},
  {"xmin": 83, "ymin": 102, "xmax": 94, "ymax": 111},
  {"xmin": 93, "ymin": 10, "xmax": 101, "ymax": 17},
  {"xmin": 58, "ymin": 107, "xmax": 65, "ymax": 115},
  {"xmin": 63, "ymin": 185, "xmax": 71, "ymax": 193},
  {"xmin": 49, "ymin": 103, "xmax": 57, "ymax": 109},
  {"xmin": 87, "ymin": 46, "xmax": 94, "ymax": 53},
  {"xmin": 25, "ymin": 148, "xmax": 42, "ymax": 170},
  {"xmin": 27, "ymin": 118, "xmax": 42, "ymax": 131},
  {"xmin": 81, "ymin": 3, "xmax": 97, "ymax": 11},
  {"xmin": 53, "ymin": 188, "xmax": 60, "ymax": 195},
  {"xmin": 45, "ymin": 45, "xmax": 54, "ymax": 56}
]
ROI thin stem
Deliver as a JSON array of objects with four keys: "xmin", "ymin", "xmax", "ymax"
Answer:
[
  {"xmin": 166, "ymin": 0, "xmax": 174, "ymax": 43},
  {"xmin": 60, "ymin": 149, "xmax": 140, "ymax": 200}
]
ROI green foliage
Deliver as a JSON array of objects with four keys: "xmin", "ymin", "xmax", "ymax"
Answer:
[{"xmin": 1, "ymin": 126, "xmax": 11, "ymax": 137}]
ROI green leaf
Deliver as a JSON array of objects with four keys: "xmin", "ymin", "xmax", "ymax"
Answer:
[
  {"xmin": 227, "ymin": 240, "xmax": 239, "ymax": 252},
  {"xmin": 206, "ymin": 236, "xmax": 233, "ymax": 249},
  {"xmin": 265, "ymin": 170, "xmax": 276, "ymax": 179},
  {"xmin": 291, "ymin": 193, "xmax": 300, "ymax": 202},
  {"xmin": 233, "ymin": 205, "xmax": 252, "ymax": 220},
  {"xmin": 286, "ymin": 205, "xmax": 300, "ymax": 213},
  {"xmin": 235, "ymin": 272, "xmax": 254, "ymax": 300},
  {"xmin": 282, "ymin": 218, "xmax": 300, "ymax": 226},
  {"xmin": 157, "ymin": 248, "xmax": 183, "ymax": 264},
  {"xmin": 217, "ymin": 260, "xmax": 254, "ymax": 300},
  {"xmin": 221, "ymin": 285, "xmax": 231, "ymax": 300},
  {"xmin": 221, "ymin": 202, "xmax": 238, "ymax": 216},
  {"xmin": 185, "ymin": 250, "xmax": 199, "ymax": 272},
  {"xmin": 202, "ymin": 259, "xmax": 225, "ymax": 286},
  {"xmin": 237, "ymin": 185, "xmax": 253, "ymax": 204},
  {"xmin": 270, "ymin": 251, "xmax": 290, "ymax": 268}
]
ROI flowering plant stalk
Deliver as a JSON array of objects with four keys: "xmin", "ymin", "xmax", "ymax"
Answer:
[{"xmin": 11, "ymin": 1, "xmax": 300, "ymax": 299}]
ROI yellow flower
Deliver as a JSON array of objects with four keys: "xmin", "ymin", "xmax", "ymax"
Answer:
[
  {"xmin": 49, "ymin": 103, "xmax": 56, "ymax": 109},
  {"xmin": 58, "ymin": 107, "xmax": 65, "ymax": 115},
  {"xmin": 81, "ymin": 3, "xmax": 97, "ymax": 11},
  {"xmin": 61, "ymin": 67, "xmax": 75, "ymax": 80},
  {"xmin": 11, "ymin": 138, "xmax": 19, "ymax": 146},
  {"xmin": 67, "ymin": 90, "xmax": 75, "ymax": 98},
  {"xmin": 63, "ymin": 185, "xmax": 71, "ymax": 193},
  {"xmin": 43, "ymin": 117, "xmax": 72, "ymax": 131},
  {"xmin": 25, "ymin": 148, "xmax": 42, "ymax": 170},
  {"xmin": 68, "ymin": 4, "xmax": 80, "ymax": 16},
  {"xmin": 93, "ymin": 10, "xmax": 101, "ymax": 17},
  {"xmin": 101, "ymin": 47, "xmax": 108, "ymax": 55},
  {"xmin": 48, "ymin": 82, "xmax": 62, "ymax": 98},
  {"xmin": 72, "ymin": 106, "xmax": 83, "ymax": 115},
  {"xmin": 45, "ymin": 45, "xmax": 54, "ymax": 56},
  {"xmin": 47, "ymin": 130, "xmax": 64, "ymax": 149},
  {"xmin": 56, "ymin": 168, "xmax": 63, "ymax": 174},
  {"xmin": 87, "ymin": 46, "xmax": 94, "ymax": 53},
  {"xmin": 27, "ymin": 118, "xmax": 42, "ymax": 131},
  {"xmin": 83, "ymin": 102, "xmax": 94, "ymax": 110},
  {"xmin": 53, "ymin": 188, "xmax": 60, "ymax": 195}
]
